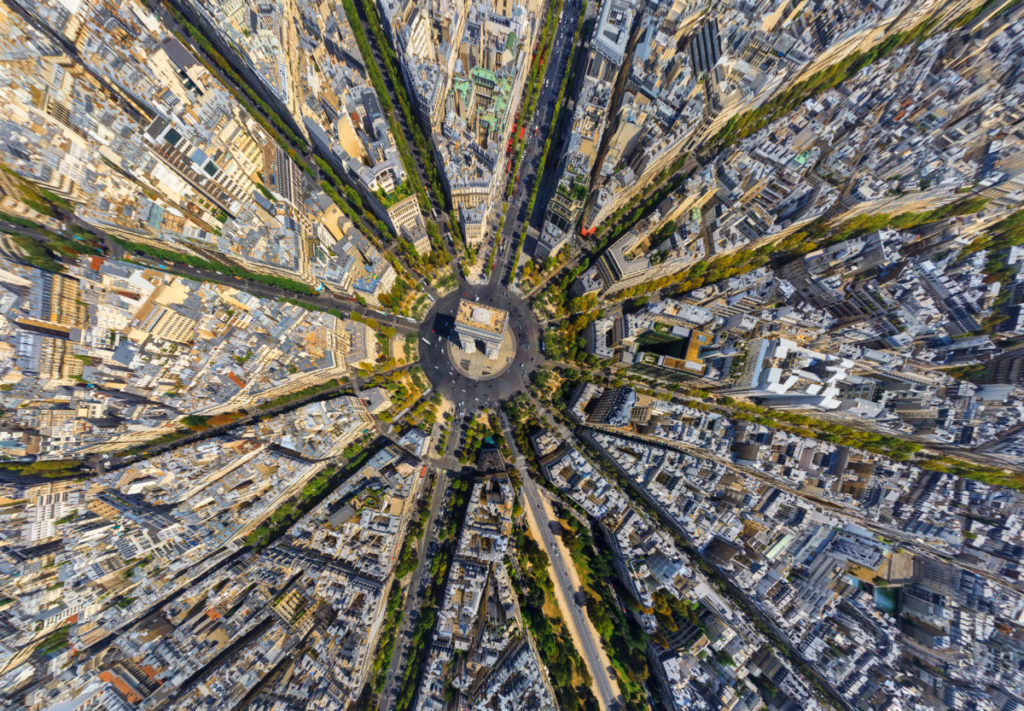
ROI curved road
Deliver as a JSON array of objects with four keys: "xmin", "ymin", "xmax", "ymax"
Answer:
[{"xmin": 418, "ymin": 274, "xmax": 543, "ymax": 406}]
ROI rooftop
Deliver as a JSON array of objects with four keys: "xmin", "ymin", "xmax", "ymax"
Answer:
[{"xmin": 455, "ymin": 299, "xmax": 508, "ymax": 335}]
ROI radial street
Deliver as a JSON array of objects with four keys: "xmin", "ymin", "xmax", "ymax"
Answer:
[
  {"xmin": 520, "ymin": 472, "xmax": 623, "ymax": 711},
  {"xmin": 418, "ymin": 273, "xmax": 543, "ymax": 402}
]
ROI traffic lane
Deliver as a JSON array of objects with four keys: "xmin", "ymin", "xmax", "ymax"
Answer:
[
  {"xmin": 377, "ymin": 471, "xmax": 448, "ymax": 710},
  {"xmin": 521, "ymin": 476, "xmax": 620, "ymax": 711},
  {"xmin": 125, "ymin": 253, "xmax": 418, "ymax": 334},
  {"xmin": 528, "ymin": 1, "xmax": 590, "ymax": 225},
  {"xmin": 508, "ymin": 82, "xmax": 575, "ymax": 241},
  {"xmin": 417, "ymin": 280, "xmax": 542, "ymax": 406},
  {"xmin": 501, "ymin": 0, "xmax": 579, "ymax": 243},
  {"xmin": 96, "ymin": 364, "xmax": 406, "ymax": 472}
]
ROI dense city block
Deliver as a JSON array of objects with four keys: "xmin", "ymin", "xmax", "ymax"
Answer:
[{"xmin": 1, "ymin": 0, "xmax": 1024, "ymax": 710}]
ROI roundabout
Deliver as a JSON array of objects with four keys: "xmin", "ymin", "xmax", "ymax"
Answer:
[
  {"xmin": 418, "ymin": 276, "xmax": 543, "ymax": 410},
  {"xmin": 448, "ymin": 327, "xmax": 517, "ymax": 380}
]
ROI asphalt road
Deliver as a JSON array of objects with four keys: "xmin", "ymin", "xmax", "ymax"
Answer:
[
  {"xmin": 416, "ymin": 0, "xmax": 587, "ymax": 406},
  {"xmin": 377, "ymin": 469, "xmax": 448, "ymax": 710},
  {"xmin": 501, "ymin": 0, "xmax": 590, "ymax": 263},
  {"xmin": 113, "ymin": 245, "xmax": 420, "ymax": 336},
  {"xmin": 418, "ymin": 274, "xmax": 543, "ymax": 408},
  {"xmin": 578, "ymin": 427, "xmax": 855, "ymax": 711},
  {"xmin": 85, "ymin": 362, "xmax": 408, "ymax": 474},
  {"xmin": 521, "ymin": 471, "xmax": 621, "ymax": 711}
]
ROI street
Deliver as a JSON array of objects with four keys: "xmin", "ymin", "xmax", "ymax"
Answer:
[
  {"xmin": 520, "ymin": 471, "xmax": 622, "ymax": 711},
  {"xmin": 501, "ymin": 0, "xmax": 593, "ymax": 269},
  {"xmin": 417, "ymin": 269, "xmax": 544, "ymax": 406},
  {"xmin": 112, "ymin": 243, "xmax": 420, "ymax": 336},
  {"xmin": 376, "ymin": 469, "xmax": 449, "ymax": 710},
  {"xmin": 85, "ymin": 361, "xmax": 411, "ymax": 473}
]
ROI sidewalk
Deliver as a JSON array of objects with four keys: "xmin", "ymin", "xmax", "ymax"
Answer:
[{"xmin": 521, "ymin": 478, "xmax": 623, "ymax": 711}]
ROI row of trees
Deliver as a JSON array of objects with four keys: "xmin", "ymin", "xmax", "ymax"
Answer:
[
  {"xmin": 558, "ymin": 515, "xmax": 655, "ymax": 710},
  {"xmin": 346, "ymin": 0, "xmax": 440, "ymax": 209},
  {"xmin": 716, "ymin": 397, "xmax": 923, "ymax": 461},
  {"xmin": 585, "ymin": 1, "xmax": 977, "ymax": 247},
  {"xmin": 607, "ymin": 196, "xmax": 990, "ymax": 303},
  {"xmin": 709, "ymin": 14, "xmax": 940, "ymax": 151},
  {"xmin": 256, "ymin": 378, "xmax": 347, "ymax": 410},
  {"xmin": 0, "ymin": 174, "xmax": 107, "ymax": 273},
  {"xmin": 390, "ymin": 476, "xmax": 473, "ymax": 710},
  {"xmin": 162, "ymin": 0, "xmax": 430, "ymax": 282},
  {"xmin": 501, "ymin": 0, "xmax": 568, "ymax": 212},
  {"xmin": 590, "ymin": 151, "xmax": 690, "ymax": 245},
  {"xmin": 6, "ymin": 231, "xmax": 65, "ymax": 274},
  {"xmin": 921, "ymin": 456, "xmax": 1024, "ymax": 491},
  {"xmin": 339, "ymin": 0, "xmax": 429, "ymax": 213},
  {"xmin": 314, "ymin": 164, "xmax": 430, "ymax": 290},
  {"xmin": 512, "ymin": 525, "xmax": 599, "ymax": 711},
  {"xmin": 165, "ymin": 2, "xmax": 399, "ymax": 253},
  {"xmin": 570, "ymin": 432, "xmax": 855, "ymax": 711},
  {"xmin": 243, "ymin": 438, "xmax": 378, "ymax": 550},
  {"xmin": 510, "ymin": 0, "xmax": 589, "ymax": 282},
  {"xmin": 341, "ymin": 0, "xmax": 465, "ymax": 259},
  {"xmin": 365, "ymin": 476, "xmax": 438, "ymax": 701},
  {"xmin": 368, "ymin": 584, "xmax": 404, "ymax": 695},
  {"xmin": 114, "ymin": 235, "xmax": 316, "ymax": 293},
  {"xmin": 316, "ymin": 164, "xmax": 387, "ymax": 234},
  {"xmin": 124, "ymin": 376, "xmax": 355, "ymax": 460},
  {"xmin": 159, "ymin": 1, "xmax": 306, "ymax": 155},
  {"xmin": 393, "ymin": 496, "xmax": 433, "ymax": 580},
  {"xmin": 5, "ymin": 459, "xmax": 82, "ymax": 478},
  {"xmin": 278, "ymin": 297, "xmax": 350, "ymax": 322},
  {"xmin": 964, "ymin": 208, "xmax": 1024, "ymax": 284}
]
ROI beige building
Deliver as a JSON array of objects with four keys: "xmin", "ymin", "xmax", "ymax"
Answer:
[
  {"xmin": 125, "ymin": 278, "xmax": 197, "ymax": 345},
  {"xmin": 454, "ymin": 299, "xmax": 508, "ymax": 359},
  {"xmin": 387, "ymin": 194, "xmax": 431, "ymax": 255}
]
